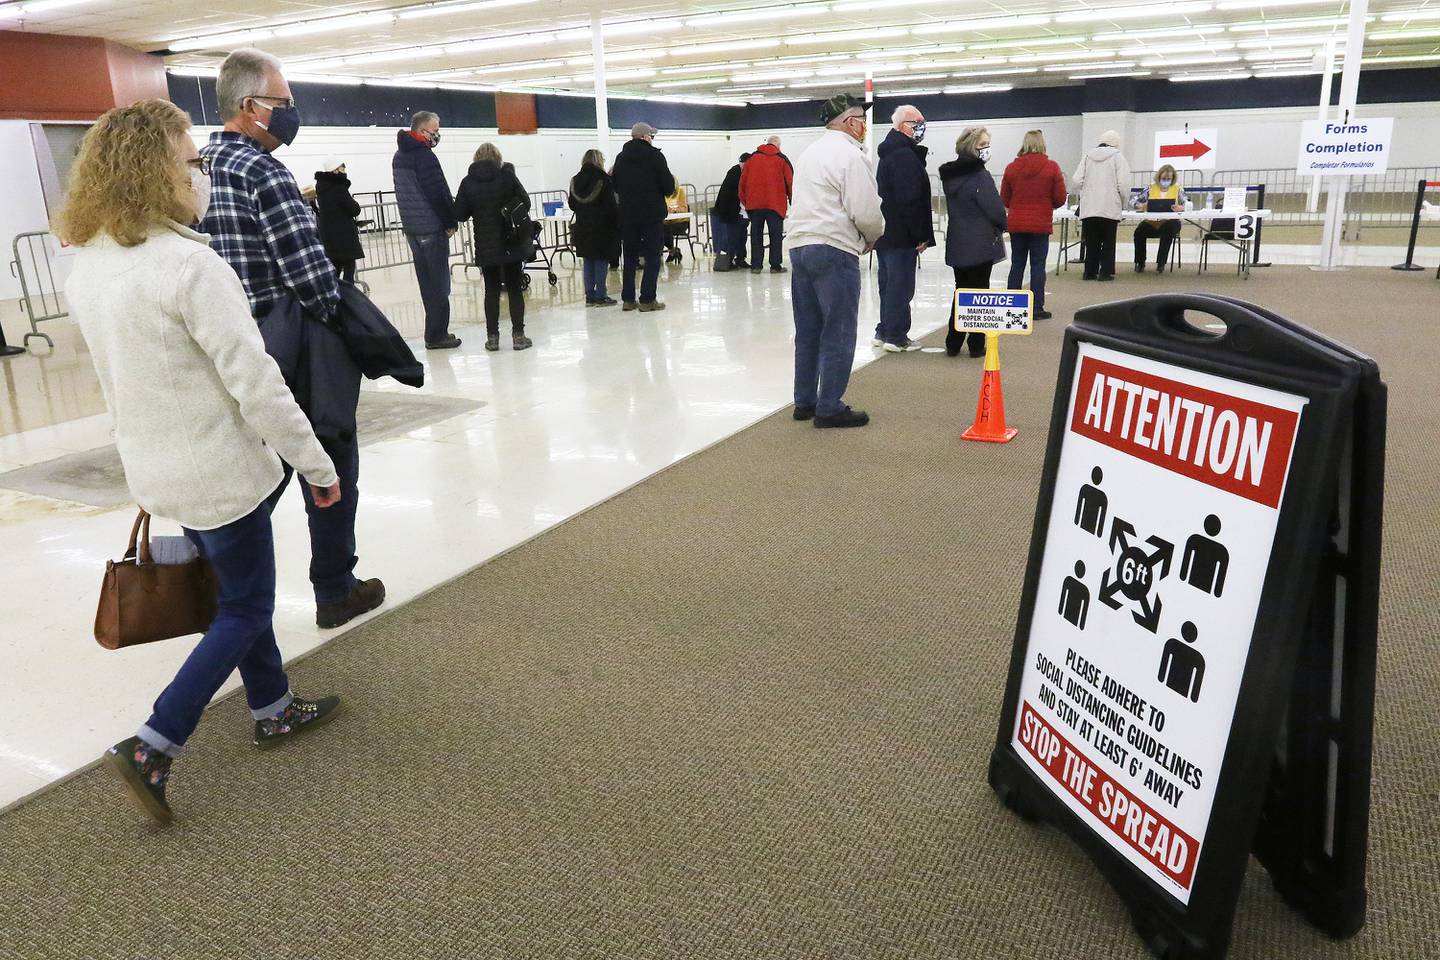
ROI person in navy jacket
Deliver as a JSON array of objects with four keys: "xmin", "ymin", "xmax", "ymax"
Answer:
[
  {"xmin": 873, "ymin": 105, "xmax": 936, "ymax": 352},
  {"xmin": 392, "ymin": 111, "xmax": 460, "ymax": 349}
]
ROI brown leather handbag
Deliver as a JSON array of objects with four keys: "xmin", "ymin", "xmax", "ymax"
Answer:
[{"xmin": 94, "ymin": 510, "xmax": 219, "ymax": 650}]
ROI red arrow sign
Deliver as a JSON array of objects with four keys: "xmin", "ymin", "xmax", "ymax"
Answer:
[{"xmin": 1159, "ymin": 138, "xmax": 1212, "ymax": 161}]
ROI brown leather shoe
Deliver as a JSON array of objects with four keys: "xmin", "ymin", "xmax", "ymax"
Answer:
[{"xmin": 316, "ymin": 578, "xmax": 386, "ymax": 629}]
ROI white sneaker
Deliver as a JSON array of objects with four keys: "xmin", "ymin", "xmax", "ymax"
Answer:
[
  {"xmin": 882, "ymin": 339, "xmax": 924, "ymax": 353},
  {"xmin": 871, "ymin": 337, "xmax": 885, "ymax": 347}
]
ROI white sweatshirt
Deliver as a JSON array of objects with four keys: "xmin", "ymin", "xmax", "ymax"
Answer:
[
  {"xmin": 67, "ymin": 222, "xmax": 337, "ymax": 531},
  {"xmin": 786, "ymin": 129, "xmax": 886, "ymax": 256}
]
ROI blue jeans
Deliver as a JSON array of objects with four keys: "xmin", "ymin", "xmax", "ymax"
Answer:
[
  {"xmin": 711, "ymin": 217, "xmax": 748, "ymax": 262},
  {"xmin": 791, "ymin": 244, "xmax": 860, "ymax": 417},
  {"xmin": 405, "ymin": 230, "xmax": 452, "ymax": 343},
  {"xmin": 583, "ymin": 258, "xmax": 609, "ymax": 300},
  {"xmin": 139, "ymin": 497, "xmax": 292, "ymax": 754},
  {"xmin": 1007, "ymin": 232, "xmax": 1050, "ymax": 311},
  {"xmin": 281, "ymin": 438, "xmax": 361, "ymax": 605},
  {"xmin": 875, "ymin": 246, "xmax": 919, "ymax": 344},
  {"xmin": 750, "ymin": 209, "xmax": 784, "ymax": 268},
  {"xmin": 621, "ymin": 221, "xmax": 664, "ymax": 304}
]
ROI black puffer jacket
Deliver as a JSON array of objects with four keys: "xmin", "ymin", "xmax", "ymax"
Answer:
[
  {"xmin": 568, "ymin": 164, "xmax": 620, "ymax": 262},
  {"xmin": 939, "ymin": 154, "xmax": 1007, "ymax": 268},
  {"xmin": 611, "ymin": 137, "xmax": 674, "ymax": 227},
  {"xmin": 453, "ymin": 160, "xmax": 531, "ymax": 268},
  {"xmin": 314, "ymin": 171, "xmax": 364, "ymax": 262}
]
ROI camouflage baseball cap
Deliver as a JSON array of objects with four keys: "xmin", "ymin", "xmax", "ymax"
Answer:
[{"xmin": 819, "ymin": 93, "xmax": 865, "ymax": 125}]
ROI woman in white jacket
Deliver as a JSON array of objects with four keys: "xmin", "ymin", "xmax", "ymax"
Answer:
[
  {"xmin": 1072, "ymin": 129, "xmax": 1132, "ymax": 281},
  {"xmin": 57, "ymin": 99, "xmax": 344, "ymax": 824}
]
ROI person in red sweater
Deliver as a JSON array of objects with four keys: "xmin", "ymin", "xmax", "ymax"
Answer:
[
  {"xmin": 1000, "ymin": 130, "xmax": 1068, "ymax": 320},
  {"xmin": 738, "ymin": 138, "xmax": 794, "ymax": 273}
]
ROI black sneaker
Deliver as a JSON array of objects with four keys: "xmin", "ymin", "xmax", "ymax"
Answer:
[
  {"xmin": 104, "ymin": 736, "xmax": 173, "ymax": 824},
  {"xmin": 814, "ymin": 407, "xmax": 869, "ymax": 429},
  {"xmin": 1036, "ymin": 309, "xmax": 1053, "ymax": 320},
  {"xmin": 598, "ymin": 297, "xmax": 618, "ymax": 307},
  {"xmin": 1135, "ymin": 262, "xmax": 1145, "ymax": 273},
  {"xmin": 770, "ymin": 265, "xmax": 787, "ymax": 274},
  {"xmin": 425, "ymin": 335, "xmax": 462, "ymax": 350},
  {"xmin": 750, "ymin": 266, "xmax": 763, "ymax": 274},
  {"xmin": 316, "ymin": 578, "xmax": 386, "ymax": 629},
  {"xmin": 254, "ymin": 695, "xmax": 342, "ymax": 750},
  {"xmin": 793, "ymin": 405, "xmax": 815, "ymax": 421}
]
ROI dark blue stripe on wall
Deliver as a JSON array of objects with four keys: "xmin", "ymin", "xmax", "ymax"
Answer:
[{"xmin": 169, "ymin": 67, "xmax": 1439, "ymax": 132}]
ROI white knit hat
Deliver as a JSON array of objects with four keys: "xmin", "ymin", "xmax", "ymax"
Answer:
[{"xmin": 320, "ymin": 156, "xmax": 345, "ymax": 172}]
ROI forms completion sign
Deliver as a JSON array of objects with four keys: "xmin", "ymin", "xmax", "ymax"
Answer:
[
  {"xmin": 1296, "ymin": 118, "xmax": 1393, "ymax": 176},
  {"xmin": 1011, "ymin": 343, "xmax": 1305, "ymax": 902}
]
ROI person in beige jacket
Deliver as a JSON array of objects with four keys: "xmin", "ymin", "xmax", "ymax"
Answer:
[
  {"xmin": 1072, "ymin": 129, "xmax": 1133, "ymax": 281},
  {"xmin": 58, "ymin": 99, "xmax": 345, "ymax": 824},
  {"xmin": 786, "ymin": 93, "xmax": 886, "ymax": 429}
]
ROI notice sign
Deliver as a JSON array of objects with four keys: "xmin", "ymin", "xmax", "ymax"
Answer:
[
  {"xmin": 953, "ymin": 289, "xmax": 1033, "ymax": 334},
  {"xmin": 1010, "ymin": 342, "xmax": 1305, "ymax": 903},
  {"xmin": 1297, "ymin": 118, "xmax": 1393, "ymax": 176},
  {"xmin": 1153, "ymin": 128, "xmax": 1217, "ymax": 171}
]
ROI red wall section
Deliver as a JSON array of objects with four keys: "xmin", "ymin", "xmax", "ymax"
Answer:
[{"xmin": 0, "ymin": 30, "xmax": 169, "ymax": 120}]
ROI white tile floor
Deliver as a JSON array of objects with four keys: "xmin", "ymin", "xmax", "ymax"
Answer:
[{"xmin": 0, "ymin": 255, "xmax": 959, "ymax": 810}]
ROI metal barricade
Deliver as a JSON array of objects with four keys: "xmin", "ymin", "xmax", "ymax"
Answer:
[
  {"xmin": 700, "ymin": 183, "xmax": 720, "ymax": 251},
  {"xmin": 353, "ymin": 200, "xmax": 416, "ymax": 282},
  {"xmin": 8, "ymin": 231, "xmax": 65, "ymax": 350}
]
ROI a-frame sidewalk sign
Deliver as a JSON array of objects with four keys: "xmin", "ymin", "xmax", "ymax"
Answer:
[{"xmin": 989, "ymin": 293, "xmax": 1384, "ymax": 959}]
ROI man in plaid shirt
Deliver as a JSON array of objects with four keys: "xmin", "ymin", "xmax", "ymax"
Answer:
[{"xmin": 200, "ymin": 48, "xmax": 385, "ymax": 630}]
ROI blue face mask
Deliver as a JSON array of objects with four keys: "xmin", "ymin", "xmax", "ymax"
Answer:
[
  {"xmin": 1159, "ymin": 179, "xmax": 1174, "ymax": 188},
  {"xmin": 256, "ymin": 102, "xmax": 301, "ymax": 148}
]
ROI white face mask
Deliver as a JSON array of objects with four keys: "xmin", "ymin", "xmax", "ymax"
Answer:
[
  {"xmin": 978, "ymin": 146, "xmax": 992, "ymax": 162},
  {"xmin": 189, "ymin": 169, "xmax": 212, "ymax": 222}
]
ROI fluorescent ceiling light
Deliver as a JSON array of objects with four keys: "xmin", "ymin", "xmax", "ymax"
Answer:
[
  {"xmin": 748, "ymin": 97, "xmax": 812, "ymax": 103},
  {"xmin": 969, "ymin": 36, "xmax": 1088, "ymax": 50},
  {"xmin": 1380, "ymin": 8, "xmax": 1440, "ymax": 22},
  {"xmin": 872, "ymin": 72, "xmax": 952, "ymax": 82},
  {"xmin": 879, "ymin": 88, "xmax": 944, "ymax": 96},
  {"xmin": 1217, "ymin": 0, "xmax": 1346, "ymax": 9},
  {"xmin": 789, "ymin": 78, "xmax": 859, "ymax": 88},
  {"xmin": 949, "ymin": 66, "xmax": 1041, "ymax": 77},
  {"xmin": 685, "ymin": 5, "xmax": 822, "ymax": 26},
  {"xmin": 398, "ymin": 0, "xmax": 541, "ymax": 20},
  {"xmin": 1070, "ymin": 69, "xmax": 1155, "ymax": 78},
  {"xmin": 747, "ymin": 69, "xmax": 815, "ymax": 81},
  {"xmin": 1250, "ymin": 67, "xmax": 1324, "ymax": 76},
  {"xmin": 784, "ymin": 27, "xmax": 909, "ymax": 45},
  {"xmin": 1091, "ymin": 27, "xmax": 1217, "ymax": 41},
  {"xmin": 1055, "ymin": 2, "xmax": 1215, "ymax": 24},
  {"xmin": 566, "ymin": 50, "xmax": 657, "ymax": 65},
  {"xmin": 833, "ymin": 0, "xmax": 947, "ymax": 8},
  {"xmin": 169, "ymin": 29, "xmax": 273, "ymax": 51},
  {"xmin": 288, "ymin": 72, "xmax": 364, "ymax": 86},
  {"xmin": 660, "ymin": 62, "xmax": 750, "ymax": 75},
  {"xmin": 943, "ymin": 83, "xmax": 1015, "ymax": 93},
  {"xmin": 1009, "ymin": 49, "xmax": 1119, "ymax": 63},
  {"xmin": 818, "ymin": 62, "xmax": 904, "ymax": 74},
  {"xmin": 1369, "ymin": 28, "xmax": 1440, "ymax": 40},
  {"xmin": 1169, "ymin": 71, "xmax": 1253, "ymax": 80},
  {"xmin": 448, "ymin": 31, "xmax": 555, "ymax": 53},
  {"xmin": 167, "ymin": 66, "xmax": 220, "ymax": 78},
  {"xmin": 1139, "ymin": 53, "xmax": 1241, "ymax": 65},
  {"xmin": 273, "ymin": 11, "xmax": 394, "ymax": 38},
  {"xmin": 927, "ymin": 15, "xmax": 1053, "ymax": 33},
  {"xmin": 1120, "ymin": 40, "xmax": 1235, "ymax": 55},
  {"xmin": 1043, "ymin": 60, "xmax": 1138, "ymax": 71},
  {"xmin": 670, "ymin": 38, "xmax": 782, "ymax": 55},
  {"xmin": 11, "ymin": 0, "xmax": 97, "ymax": 12},
  {"xmin": 362, "ymin": 79, "xmax": 444, "ymax": 88},
  {"xmin": 928, "ymin": 57, "xmax": 1012, "ymax": 68},
  {"xmin": 1226, "ymin": 15, "xmax": 1364, "ymax": 32},
  {"xmin": 651, "ymin": 77, "xmax": 721, "ymax": 88},
  {"xmin": 1235, "ymin": 33, "xmax": 1348, "ymax": 48},
  {"xmin": 604, "ymin": 19, "xmax": 683, "ymax": 38},
  {"xmin": 718, "ymin": 84, "xmax": 788, "ymax": 92},
  {"xmin": 1362, "ymin": 52, "xmax": 1440, "ymax": 62}
]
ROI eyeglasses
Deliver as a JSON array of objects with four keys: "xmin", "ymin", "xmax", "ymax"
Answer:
[
  {"xmin": 248, "ymin": 94, "xmax": 296, "ymax": 110},
  {"xmin": 186, "ymin": 156, "xmax": 212, "ymax": 175}
]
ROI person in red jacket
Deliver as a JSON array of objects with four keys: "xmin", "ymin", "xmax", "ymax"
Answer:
[
  {"xmin": 1000, "ymin": 130, "xmax": 1068, "ymax": 320},
  {"xmin": 738, "ymin": 137, "xmax": 794, "ymax": 273}
]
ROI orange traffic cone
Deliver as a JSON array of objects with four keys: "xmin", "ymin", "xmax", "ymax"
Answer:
[{"xmin": 962, "ymin": 333, "xmax": 1018, "ymax": 443}]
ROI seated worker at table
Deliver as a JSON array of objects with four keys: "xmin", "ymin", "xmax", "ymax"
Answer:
[
  {"xmin": 1132, "ymin": 164, "xmax": 1185, "ymax": 273},
  {"xmin": 664, "ymin": 180, "xmax": 689, "ymax": 264}
]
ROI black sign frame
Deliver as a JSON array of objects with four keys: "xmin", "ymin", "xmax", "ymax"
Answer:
[{"xmin": 988, "ymin": 294, "xmax": 1382, "ymax": 959}]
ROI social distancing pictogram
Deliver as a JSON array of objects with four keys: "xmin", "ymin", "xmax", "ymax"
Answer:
[{"xmin": 988, "ymin": 294, "xmax": 1385, "ymax": 960}]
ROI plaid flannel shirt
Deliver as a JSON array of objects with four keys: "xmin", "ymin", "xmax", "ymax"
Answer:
[{"xmin": 199, "ymin": 131, "xmax": 338, "ymax": 321}]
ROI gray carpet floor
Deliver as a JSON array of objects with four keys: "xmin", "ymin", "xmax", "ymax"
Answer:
[{"xmin": 1, "ymin": 265, "xmax": 1436, "ymax": 960}]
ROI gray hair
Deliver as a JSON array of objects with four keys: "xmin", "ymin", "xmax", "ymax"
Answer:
[
  {"xmin": 473, "ymin": 142, "xmax": 501, "ymax": 164},
  {"xmin": 411, "ymin": 110, "xmax": 439, "ymax": 131},
  {"xmin": 955, "ymin": 126, "xmax": 990, "ymax": 158},
  {"xmin": 891, "ymin": 104, "xmax": 921, "ymax": 126},
  {"xmin": 216, "ymin": 48, "xmax": 284, "ymax": 121}
]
